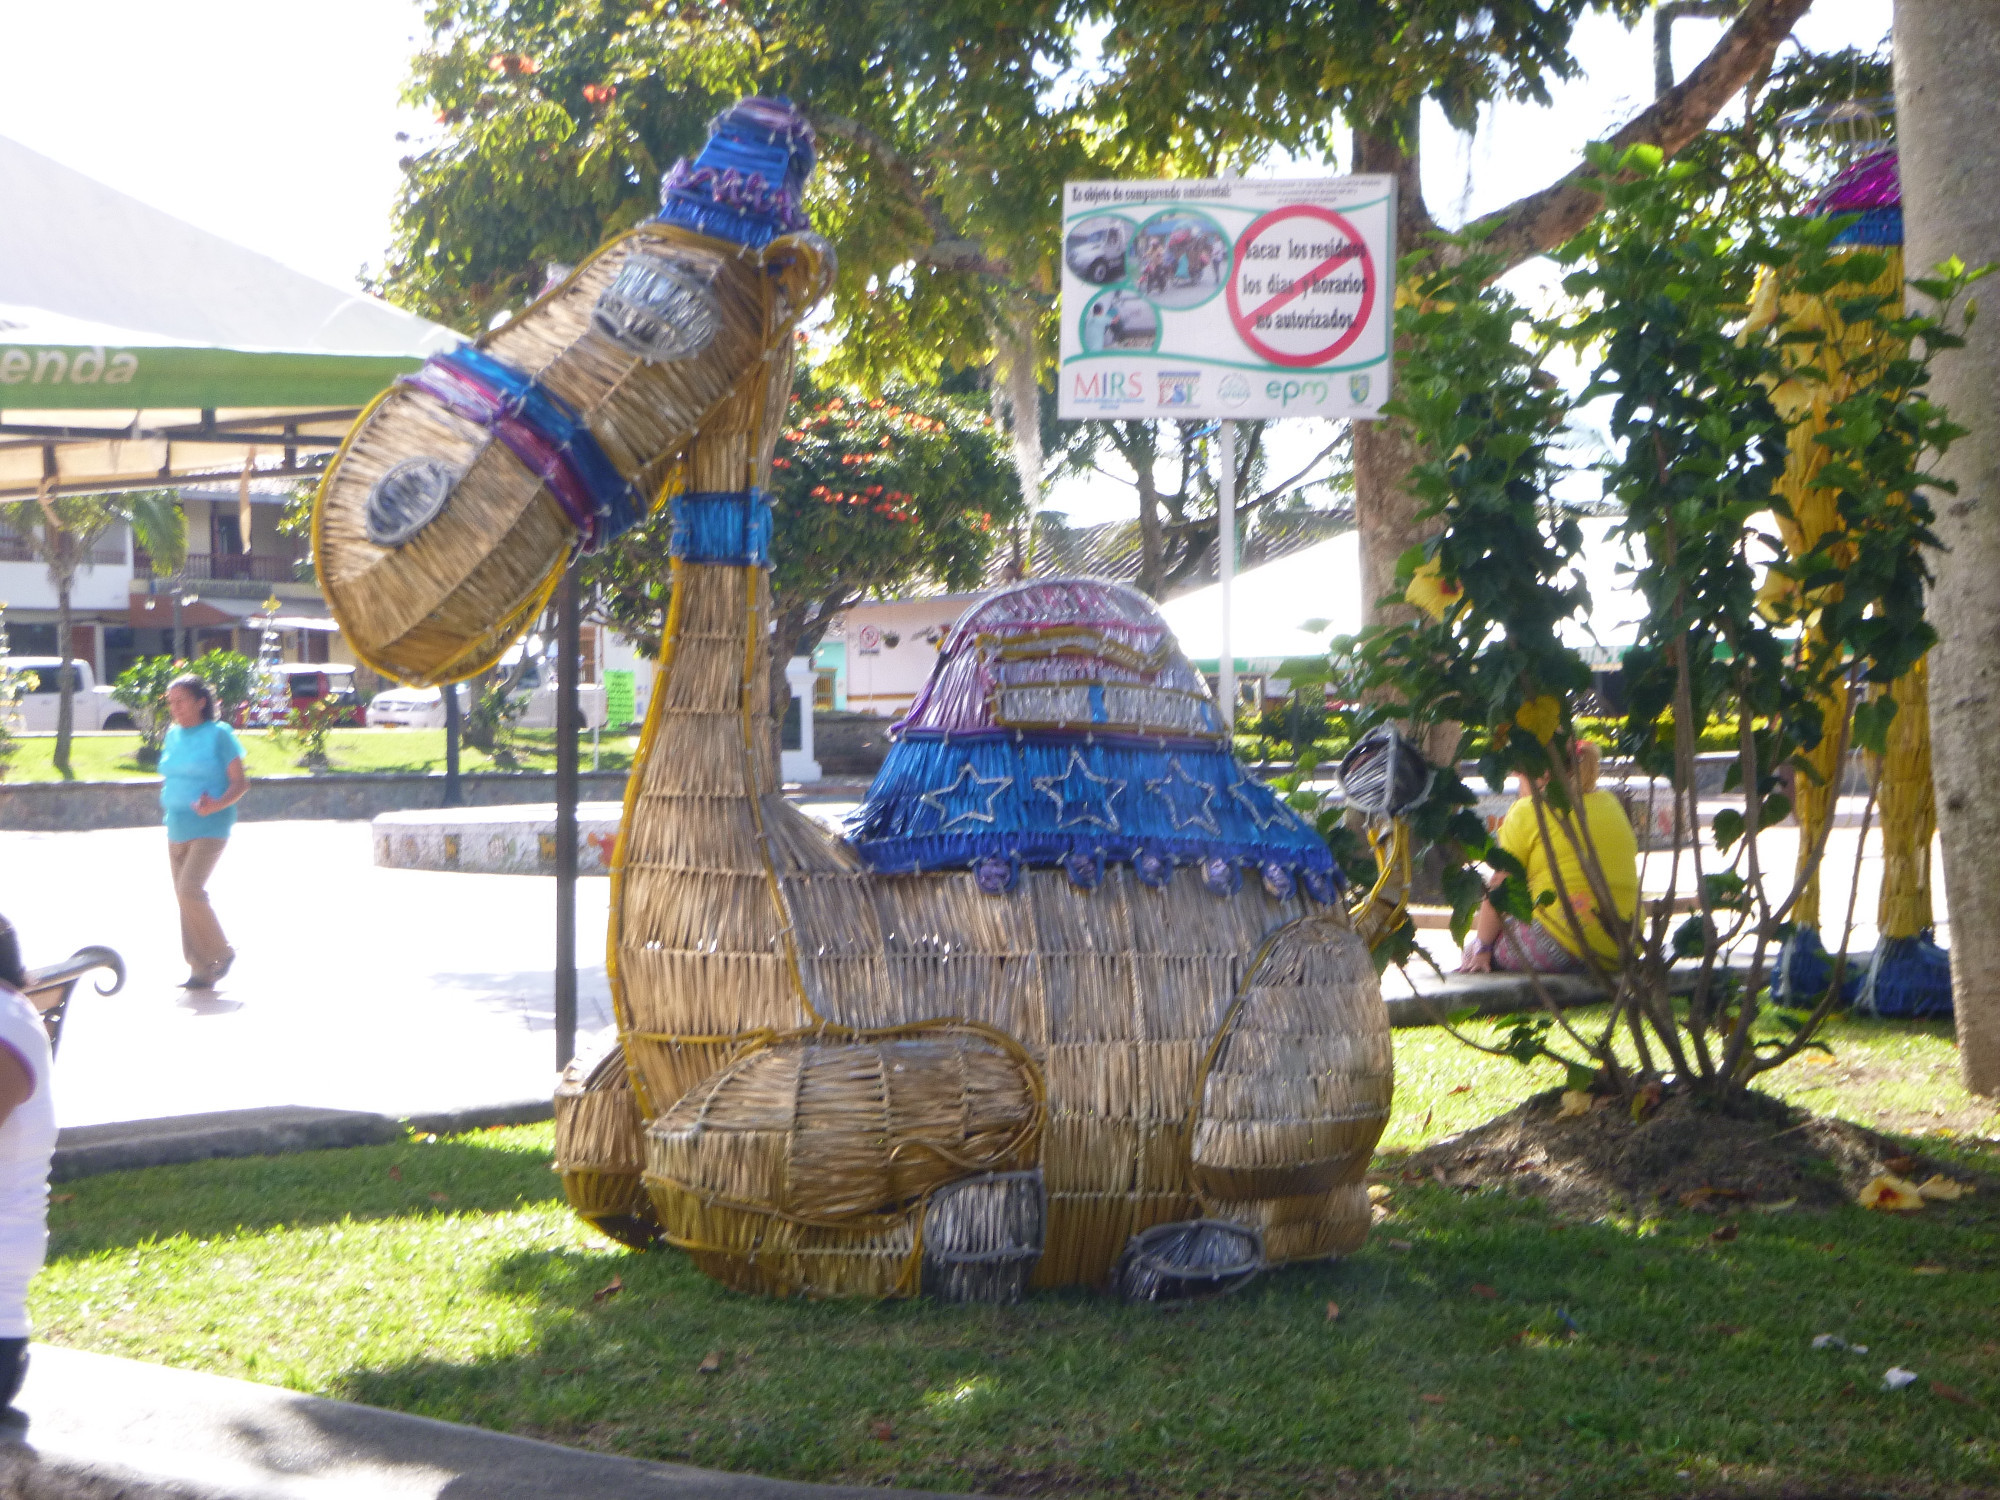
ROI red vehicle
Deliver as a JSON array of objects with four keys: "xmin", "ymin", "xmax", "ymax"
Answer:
[{"xmin": 272, "ymin": 664, "xmax": 366, "ymax": 727}]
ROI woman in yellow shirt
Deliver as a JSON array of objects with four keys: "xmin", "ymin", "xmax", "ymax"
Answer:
[{"xmin": 1461, "ymin": 740, "xmax": 1638, "ymax": 974}]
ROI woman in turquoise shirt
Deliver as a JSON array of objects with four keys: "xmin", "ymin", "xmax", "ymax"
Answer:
[{"xmin": 158, "ymin": 675, "xmax": 249, "ymax": 989}]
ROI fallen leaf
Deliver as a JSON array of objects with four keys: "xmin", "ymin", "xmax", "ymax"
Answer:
[
  {"xmin": 1712, "ymin": 1323, "xmax": 1744, "ymax": 1336},
  {"xmin": 1469, "ymin": 1283, "xmax": 1499, "ymax": 1300},
  {"xmin": 697, "ymin": 1350, "xmax": 724, "ymax": 1374},
  {"xmin": 1632, "ymin": 1081, "xmax": 1664, "ymax": 1120},
  {"xmin": 1751, "ymin": 1198, "xmax": 1797, "ymax": 1215},
  {"xmin": 1918, "ymin": 1175, "xmax": 1971, "ymax": 1202},
  {"xmin": 387, "ymin": 1166, "xmax": 402, "ymax": 1181},
  {"xmin": 1931, "ymin": 1380, "xmax": 1975, "ymax": 1407},
  {"xmin": 1422, "ymin": 1109, "xmax": 1434, "ymax": 1134},
  {"xmin": 49, "ymin": 1192, "xmax": 74, "ymax": 1205},
  {"xmin": 869, "ymin": 1419, "xmax": 896, "ymax": 1441},
  {"xmin": 1367, "ymin": 1183, "xmax": 1394, "ymax": 1203},
  {"xmin": 1858, "ymin": 1175, "xmax": 1926, "ymax": 1213},
  {"xmin": 1912, "ymin": 1263, "xmax": 1948, "ymax": 1276},
  {"xmin": 1387, "ymin": 1238, "xmax": 1414, "ymax": 1252},
  {"xmin": 1433, "ymin": 1167, "xmax": 1450, "ymax": 1187},
  {"xmin": 1447, "ymin": 1083, "xmax": 1472, "ymax": 1095},
  {"xmin": 428, "ymin": 1191, "xmax": 450, "ymax": 1204},
  {"xmin": 1418, "ymin": 1393, "xmax": 1447, "ymax": 1405},
  {"xmin": 1325, "ymin": 1300, "xmax": 1341, "ymax": 1322},
  {"xmin": 592, "ymin": 1275, "xmax": 623, "ymax": 1303},
  {"xmin": 1558, "ymin": 1090, "xmax": 1592, "ymax": 1119},
  {"xmin": 1710, "ymin": 1222, "xmax": 1739, "ymax": 1243},
  {"xmin": 1884, "ymin": 1155, "xmax": 1919, "ymax": 1176}
]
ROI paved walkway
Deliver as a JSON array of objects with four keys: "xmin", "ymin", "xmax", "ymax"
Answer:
[
  {"xmin": 10, "ymin": 819, "xmax": 619, "ymax": 1130},
  {"xmin": 1, "ymin": 1344, "xmax": 966, "ymax": 1499}
]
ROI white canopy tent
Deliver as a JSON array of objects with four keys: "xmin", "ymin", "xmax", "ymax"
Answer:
[
  {"xmin": 0, "ymin": 134, "xmax": 460, "ymax": 501},
  {"xmin": 1160, "ymin": 519, "xmax": 1652, "ymax": 671}
]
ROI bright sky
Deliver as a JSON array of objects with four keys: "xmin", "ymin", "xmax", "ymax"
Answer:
[{"xmin": 0, "ymin": 0, "xmax": 1892, "ymax": 525}]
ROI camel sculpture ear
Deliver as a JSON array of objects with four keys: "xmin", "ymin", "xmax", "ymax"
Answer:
[{"xmin": 761, "ymin": 232, "xmax": 837, "ymax": 334}]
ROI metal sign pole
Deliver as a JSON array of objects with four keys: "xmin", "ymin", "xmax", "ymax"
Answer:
[
  {"xmin": 1218, "ymin": 419, "xmax": 1237, "ymax": 733},
  {"xmin": 554, "ymin": 565, "xmax": 580, "ymax": 1072}
]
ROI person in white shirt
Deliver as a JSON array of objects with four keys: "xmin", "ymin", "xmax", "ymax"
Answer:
[{"xmin": 0, "ymin": 916, "xmax": 55, "ymax": 1412}]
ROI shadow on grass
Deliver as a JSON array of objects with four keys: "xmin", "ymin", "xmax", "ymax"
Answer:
[
  {"xmin": 49, "ymin": 1133, "xmax": 564, "ymax": 1257},
  {"xmin": 327, "ymin": 1185, "xmax": 2000, "ymax": 1500}
]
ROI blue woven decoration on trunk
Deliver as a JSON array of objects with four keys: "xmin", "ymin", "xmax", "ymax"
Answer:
[
  {"xmin": 670, "ymin": 489, "xmax": 773, "ymax": 566},
  {"xmin": 1856, "ymin": 931, "xmax": 1953, "ymax": 1020}
]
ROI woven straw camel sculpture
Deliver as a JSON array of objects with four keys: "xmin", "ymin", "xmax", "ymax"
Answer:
[{"xmin": 315, "ymin": 99, "xmax": 1392, "ymax": 1300}]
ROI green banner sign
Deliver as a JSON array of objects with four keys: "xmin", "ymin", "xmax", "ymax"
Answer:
[
  {"xmin": 0, "ymin": 341, "xmax": 425, "ymax": 410},
  {"xmin": 604, "ymin": 669, "xmax": 637, "ymax": 727}
]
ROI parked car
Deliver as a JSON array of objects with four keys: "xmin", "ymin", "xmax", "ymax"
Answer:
[
  {"xmin": 367, "ymin": 653, "xmax": 607, "ymax": 731},
  {"xmin": 366, "ymin": 682, "xmax": 466, "ymax": 729},
  {"xmin": 272, "ymin": 664, "xmax": 367, "ymax": 727},
  {"xmin": 0, "ymin": 657, "xmax": 130, "ymax": 732}
]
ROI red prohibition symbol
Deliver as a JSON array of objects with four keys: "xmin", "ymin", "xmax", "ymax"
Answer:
[{"xmin": 1225, "ymin": 203, "xmax": 1377, "ymax": 368}]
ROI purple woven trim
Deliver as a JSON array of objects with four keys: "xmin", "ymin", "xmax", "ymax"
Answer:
[
  {"xmin": 1811, "ymin": 150, "xmax": 1899, "ymax": 216},
  {"xmin": 402, "ymin": 360, "xmax": 599, "ymax": 545},
  {"xmin": 660, "ymin": 159, "xmax": 807, "ymax": 231}
]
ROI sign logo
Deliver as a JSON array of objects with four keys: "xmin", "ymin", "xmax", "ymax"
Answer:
[
  {"xmin": 1349, "ymin": 373, "xmax": 1371, "ymax": 405},
  {"xmin": 1067, "ymin": 369, "xmax": 1146, "ymax": 409},
  {"xmin": 1225, "ymin": 204, "xmax": 1376, "ymax": 368},
  {"xmin": 1157, "ymin": 371, "xmax": 1200, "ymax": 407},
  {"xmin": 1217, "ymin": 373, "xmax": 1251, "ymax": 408}
]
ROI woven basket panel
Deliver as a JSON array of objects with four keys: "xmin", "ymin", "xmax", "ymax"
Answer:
[
  {"xmin": 1190, "ymin": 918, "xmax": 1391, "ymax": 1219},
  {"xmin": 648, "ymin": 1032, "xmax": 1038, "ymax": 1221},
  {"xmin": 1035, "ymin": 1190, "xmax": 1198, "ymax": 1286}
]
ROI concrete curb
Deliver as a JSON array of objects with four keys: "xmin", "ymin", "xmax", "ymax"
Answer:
[
  {"xmin": 0, "ymin": 1344, "xmax": 973, "ymax": 1499},
  {"xmin": 51, "ymin": 1100, "xmax": 555, "ymax": 1182}
]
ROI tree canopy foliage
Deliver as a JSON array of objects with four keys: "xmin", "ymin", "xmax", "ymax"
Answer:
[{"xmin": 584, "ymin": 375, "xmax": 1019, "ymax": 703}]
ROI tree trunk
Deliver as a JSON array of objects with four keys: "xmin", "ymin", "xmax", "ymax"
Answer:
[
  {"xmin": 54, "ymin": 573, "xmax": 74, "ymax": 777},
  {"xmin": 1895, "ymin": 0, "xmax": 2000, "ymax": 1093},
  {"xmin": 1352, "ymin": 104, "xmax": 1440, "ymax": 638},
  {"xmin": 992, "ymin": 313, "xmax": 1045, "ymax": 572}
]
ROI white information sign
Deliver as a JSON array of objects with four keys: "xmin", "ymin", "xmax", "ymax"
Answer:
[{"xmin": 1056, "ymin": 175, "xmax": 1396, "ymax": 422}]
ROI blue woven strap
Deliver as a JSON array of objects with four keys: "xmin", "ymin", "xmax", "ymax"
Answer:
[
  {"xmin": 418, "ymin": 345, "xmax": 644, "ymax": 551},
  {"xmin": 670, "ymin": 488, "xmax": 773, "ymax": 566}
]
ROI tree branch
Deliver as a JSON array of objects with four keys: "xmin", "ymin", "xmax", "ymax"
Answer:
[
  {"xmin": 809, "ymin": 111, "xmax": 1013, "ymax": 279},
  {"xmin": 1472, "ymin": 0, "xmax": 1815, "ymax": 271}
]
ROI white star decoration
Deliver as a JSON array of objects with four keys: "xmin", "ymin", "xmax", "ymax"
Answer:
[
  {"xmin": 1228, "ymin": 771, "xmax": 1298, "ymax": 831},
  {"xmin": 1032, "ymin": 748, "xmax": 1125, "ymax": 832},
  {"xmin": 1145, "ymin": 757, "xmax": 1220, "ymax": 834},
  {"xmin": 917, "ymin": 763, "xmax": 1014, "ymax": 831}
]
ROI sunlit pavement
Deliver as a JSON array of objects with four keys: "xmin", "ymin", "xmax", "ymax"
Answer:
[{"xmin": 11, "ymin": 819, "xmax": 615, "ymax": 1129}]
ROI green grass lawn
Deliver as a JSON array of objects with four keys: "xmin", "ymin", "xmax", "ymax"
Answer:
[
  {"xmin": 35, "ymin": 1018, "xmax": 2000, "ymax": 1499},
  {"xmin": 2, "ymin": 728, "xmax": 640, "ymax": 783}
]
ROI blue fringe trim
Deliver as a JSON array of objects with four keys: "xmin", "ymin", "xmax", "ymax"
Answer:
[
  {"xmin": 670, "ymin": 489, "xmax": 773, "ymax": 566},
  {"xmin": 1857, "ymin": 931, "xmax": 1953, "ymax": 1020},
  {"xmin": 436, "ymin": 346, "xmax": 643, "ymax": 549},
  {"xmin": 1830, "ymin": 206, "xmax": 1902, "ymax": 246},
  {"xmin": 1776, "ymin": 926, "xmax": 1834, "ymax": 1004},
  {"xmin": 846, "ymin": 735, "xmax": 1341, "ymax": 895}
]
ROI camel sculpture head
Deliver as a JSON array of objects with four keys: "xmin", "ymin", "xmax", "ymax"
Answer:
[{"xmin": 318, "ymin": 96, "xmax": 1394, "ymax": 1303}]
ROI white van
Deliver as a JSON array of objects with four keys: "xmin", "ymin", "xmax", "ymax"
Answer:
[{"xmin": 0, "ymin": 657, "xmax": 130, "ymax": 732}]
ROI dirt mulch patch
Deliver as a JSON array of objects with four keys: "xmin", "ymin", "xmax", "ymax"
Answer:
[{"xmin": 1393, "ymin": 1086, "xmax": 1967, "ymax": 1219}]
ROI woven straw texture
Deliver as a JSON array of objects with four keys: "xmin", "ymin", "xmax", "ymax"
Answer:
[
  {"xmin": 601, "ymin": 461, "xmax": 1392, "ymax": 1295},
  {"xmin": 314, "ymin": 225, "xmax": 827, "ymax": 686},
  {"xmin": 555, "ymin": 1048, "xmax": 658, "ymax": 1247}
]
